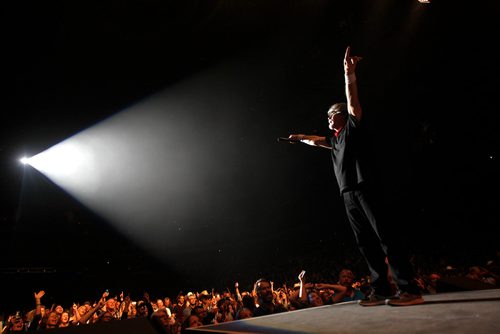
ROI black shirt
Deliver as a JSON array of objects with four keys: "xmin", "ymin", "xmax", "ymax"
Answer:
[{"xmin": 328, "ymin": 114, "xmax": 366, "ymax": 194}]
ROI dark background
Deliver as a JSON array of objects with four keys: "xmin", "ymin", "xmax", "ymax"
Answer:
[{"xmin": 2, "ymin": 0, "xmax": 499, "ymax": 313}]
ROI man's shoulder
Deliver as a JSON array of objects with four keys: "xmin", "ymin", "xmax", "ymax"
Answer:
[{"xmin": 348, "ymin": 114, "xmax": 361, "ymax": 128}]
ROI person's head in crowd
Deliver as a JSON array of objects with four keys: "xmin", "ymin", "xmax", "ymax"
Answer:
[
  {"xmin": 7, "ymin": 313, "xmax": 25, "ymax": 332},
  {"xmin": 136, "ymin": 300, "xmax": 149, "ymax": 317},
  {"xmin": 45, "ymin": 311, "xmax": 59, "ymax": 328},
  {"xmin": 242, "ymin": 294, "xmax": 256, "ymax": 311},
  {"xmin": 272, "ymin": 290, "xmax": 279, "ymax": 302},
  {"xmin": 84, "ymin": 301, "xmax": 92, "ymax": 312},
  {"xmin": 177, "ymin": 294, "xmax": 185, "ymax": 306},
  {"xmin": 199, "ymin": 293, "xmax": 212, "ymax": 307},
  {"xmin": 191, "ymin": 305, "xmax": 207, "ymax": 321},
  {"xmin": 429, "ymin": 273, "xmax": 441, "ymax": 281},
  {"xmin": 217, "ymin": 297, "xmax": 231, "ymax": 314},
  {"xmin": 186, "ymin": 292, "xmax": 197, "ymax": 307},
  {"xmin": 255, "ymin": 278, "xmax": 273, "ymax": 304},
  {"xmin": 39, "ymin": 305, "xmax": 46, "ymax": 318},
  {"xmin": 54, "ymin": 305, "xmax": 64, "ymax": 315},
  {"xmin": 156, "ymin": 298, "xmax": 165, "ymax": 310},
  {"xmin": 106, "ymin": 296, "xmax": 117, "ymax": 312},
  {"xmin": 275, "ymin": 288, "xmax": 287, "ymax": 303},
  {"xmin": 164, "ymin": 297, "xmax": 172, "ymax": 308},
  {"xmin": 427, "ymin": 273, "xmax": 441, "ymax": 293},
  {"xmin": 129, "ymin": 302, "xmax": 137, "ymax": 318},
  {"xmin": 59, "ymin": 310, "xmax": 70, "ymax": 327},
  {"xmin": 338, "ymin": 269, "xmax": 355, "ymax": 287},
  {"xmin": 151, "ymin": 309, "xmax": 170, "ymax": 329},
  {"xmin": 182, "ymin": 314, "xmax": 203, "ymax": 331},
  {"xmin": 307, "ymin": 291, "xmax": 324, "ymax": 307},
  {"xmin": 77, "ymin": 305, "xmax": 87, "ymax": 317},
  {"xmin": 99, "ymin": 311, "xmax": 115, "ymax": 322},
  {"xmin": 466, "ymin": 266, "xmax": 485, "ymax": 281}
]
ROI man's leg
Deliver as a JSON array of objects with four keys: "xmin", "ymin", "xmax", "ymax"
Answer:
[
  {"xmin": 343, "ymin": 190, "xmax": 392, "ymax": 297},
  {"xmin": 357, "ymin": 189, "xmax": 424, "ymax": 306}
]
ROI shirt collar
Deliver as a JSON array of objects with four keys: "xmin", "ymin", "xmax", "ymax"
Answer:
[{"xmin": 334, "ymin": 126, "xmax": 344, "ymax": 138}]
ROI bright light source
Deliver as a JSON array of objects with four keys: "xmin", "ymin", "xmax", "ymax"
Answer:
[
  {"xmin": 28, "ymin": 142, "xmax": 95, "ymax": 180},
  {"xmin": 20, "ymin": 157, "xmax": 30, "ymax": 165}
]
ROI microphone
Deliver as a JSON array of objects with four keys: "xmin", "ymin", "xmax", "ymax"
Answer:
[{"xmin": 277, "ymin": 137, "xmax": 300, "ymax": 143}]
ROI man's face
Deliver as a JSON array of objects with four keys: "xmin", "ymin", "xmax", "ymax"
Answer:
[
  {"xmin": 137, "ymin": 303, "xmax": 148, "ymax": 314},
  {"xmin": 138, "ymin": 303, "xmax": 148, "ymax": 316},
  {"xmin": 106, "ymin": 299, "xmax": 116, "ymax": 310},
  {"xmin": 156, "ymin": 310, "xmax": 169, "ymax": 326},
  {"xmin": 78, "ymin": 306, "xmax": 87, "ymax": 316},
  {"xmin": 188, "ymin": 315, "xmax": 203, "ymax": 328},
  {"xmin": 339, "ymin": 270, "xmax": 354, "ymax": 287},
  {"xmin": 188, "ymin": 295, "xmax": 197, "ymax": 305},
  {"xmin": 328, "ymin": 109, "xmax": 346, "ymax": 130},
  {"xmin": 47, "ymin": 312, "xmax": 59, "ymax": 326},
  {"xmin": 256, "ymin": 281, "xmax": 273, "ymax": 302},
  {"xmin": 101, "ymin": 312, "xmax": 114, "ymax": 322}
]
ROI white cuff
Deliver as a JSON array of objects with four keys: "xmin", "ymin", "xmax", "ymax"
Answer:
[{"xmin": 345, "ymin": 73, "xmax": 356, "ymax": 84}]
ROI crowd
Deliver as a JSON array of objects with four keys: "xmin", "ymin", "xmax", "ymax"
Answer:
[{"xmin": 2, "ymin": 249, "xmax": 499, "ymax": 333}]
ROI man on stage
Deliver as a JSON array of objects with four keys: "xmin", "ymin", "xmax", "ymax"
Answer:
[{"xmin": 288, "ymin": 46, "xmax": 423, "ymax": 306}]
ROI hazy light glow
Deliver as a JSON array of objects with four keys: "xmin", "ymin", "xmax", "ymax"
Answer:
[
  {"xmin": 22, "ymin": 57, "xmax": 285, "ymax": 275},
  {"xmin": 25, "ymin": 99, "xmax": 206, "ymax": 255},
  {"xmin": 20, "ymin": 157, "xmax": 30, "ymax": 165}
]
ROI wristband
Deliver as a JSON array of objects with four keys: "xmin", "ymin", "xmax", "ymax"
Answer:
[{"xmin": 345, "ymin": 73, "xmax": 356, "ymax": 84}]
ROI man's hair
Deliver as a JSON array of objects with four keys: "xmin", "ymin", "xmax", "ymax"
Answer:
[
  {"xmin": 328, "ymin": 103, "xmax": 348, "ymax": 117},
  {"xmin": 255, "ymin": 278, "xmax": 271, "ymax": 288}
]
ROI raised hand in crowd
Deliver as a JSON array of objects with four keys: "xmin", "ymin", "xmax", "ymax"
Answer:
[
  {"xmin": 33, "ymin": 291, "xmax": 45, "ymax": 315},
  {"xmin": 78, "ymin": 294, "xmax": 106, "ymax": 325}
]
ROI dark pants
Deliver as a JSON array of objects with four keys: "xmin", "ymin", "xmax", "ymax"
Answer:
[{"xmin": 342, "ymin": 187, "xmax": 420, "ymax": 295}]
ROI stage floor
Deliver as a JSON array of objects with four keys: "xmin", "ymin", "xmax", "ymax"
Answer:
[{"xmin": 189, "ymin": 288, "xmax": 500, "ymax": 333}]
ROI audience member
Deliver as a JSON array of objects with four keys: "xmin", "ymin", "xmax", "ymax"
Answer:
[
  {"xmin": 335, "ymin": 269, "xmax": 365, "ymax": 302},
  {"xmin": 253, "ymin": 278, "xmax": 287, "ymax": 317}
]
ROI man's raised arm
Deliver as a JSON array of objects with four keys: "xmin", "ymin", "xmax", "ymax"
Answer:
[{"xmin": 344, "ymin": 46, "xmax": 362, "ymax": 121}]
